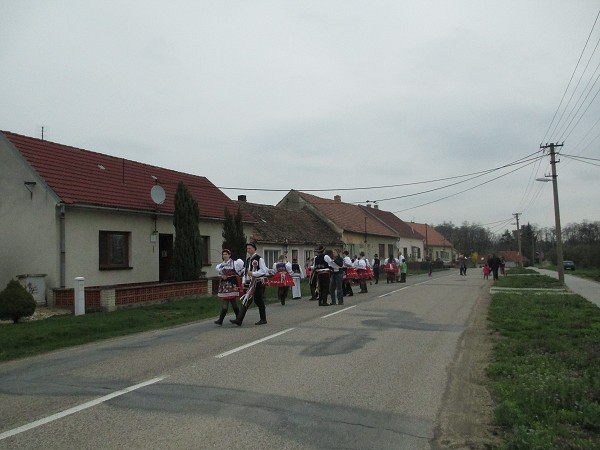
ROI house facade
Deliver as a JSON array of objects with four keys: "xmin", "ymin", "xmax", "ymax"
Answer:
[
  {"xmin": 0, "ymin": 131, "xmax": 251, "ymax": 299},
  {"xmin": 236, "ymin": 198, "xmax": 343, "ymax": 271},
  {"xmin": 408, "ymin": 222, "xmax": 456, "ymax": 265},
  {"xmin": 277, "ymin": 190, "xmax": 427, "ymax": 261},
  {"xmin": 359, "ymin": 205, "xmax": 428, "ymax": 261}
]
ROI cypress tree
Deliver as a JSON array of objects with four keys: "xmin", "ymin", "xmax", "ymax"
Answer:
[
  {"xmin": 222, "ymin": 206, "xmax": 246, "ymax": 260},
  {"xmin": 171, "ymin": 182, "xmax": 202, "ymax": 281}
]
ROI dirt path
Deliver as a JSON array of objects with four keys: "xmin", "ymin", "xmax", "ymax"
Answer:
[{"xmin": 431, "ymin": 284, "xmax": 503, "ymax": 449}]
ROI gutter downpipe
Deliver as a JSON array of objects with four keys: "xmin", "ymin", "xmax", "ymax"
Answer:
[{"xmin": 60, "ymin": 204, "xmax": 66, "ymax": 288}]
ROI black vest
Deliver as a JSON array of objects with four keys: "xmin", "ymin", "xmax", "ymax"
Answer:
[
  {"xmin": 245, "ymin": 254, "xmax": 261, "ymax": 274},
  {"xmin": 314, "ymin": 254, "xmax": 327, "ymax": 269}
]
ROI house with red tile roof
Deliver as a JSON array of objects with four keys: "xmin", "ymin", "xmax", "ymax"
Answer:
[
  {"xmin": 0, "ymin": 131, "xmax": 254, "ymax": 298},
  {"xmin": 408, "ymin": 222, "xmax": 455, "ymax": 265},
  {"xmin": 235, "ymin": 199, "xmax": 343, "ymax": 270},
  {"xmin": 277, "ymin": 190, "xmax": 426, "ymax": 261},
  {"xmin": 359, "ymin": 205, "xmax": 429, "ymax": 261}
]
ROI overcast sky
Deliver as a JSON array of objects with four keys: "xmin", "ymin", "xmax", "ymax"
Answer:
[{"xmin": 2, "ymin": 1, "xmax": 599, "ymax": 234}]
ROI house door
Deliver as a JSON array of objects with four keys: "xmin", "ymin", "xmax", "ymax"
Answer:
[{"xmin": 159, "ymin": 234, "xmax": 173, "ymax": 281}]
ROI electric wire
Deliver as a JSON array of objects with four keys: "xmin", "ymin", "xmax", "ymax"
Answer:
[
  {"xmin": 391, "ymin": 158, "xmax": 540, "ymax": 215},
  {"xmin": 542, "ymin": 8, "xmax": 600, "ymax": 144}
]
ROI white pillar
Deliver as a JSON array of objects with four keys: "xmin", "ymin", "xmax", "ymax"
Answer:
[{"xmin": 74, "ymin": 277, "xmax": 85, "ymax": 316}]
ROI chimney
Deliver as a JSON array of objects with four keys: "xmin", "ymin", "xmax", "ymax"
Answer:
[
  {"xmin": 366, "ymin": 204, "xmax": 372, "ymax": 208},
  {"xmin": 238, "ymin": 195, "xmax": 247, "ymax": 202},
  {"xmin": 334, "ymin": 195, "xmax": 341, "ymax": 202},
  {"xmin": 374, "ymin": 204, "xmax": 379, "ymax": 209}
]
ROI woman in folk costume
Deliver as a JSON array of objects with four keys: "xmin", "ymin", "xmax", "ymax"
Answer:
[
  {"xmin": 384, "ymin": 254, "xmax": 398, "ymax": 284},
  {"xmin": 355, "ymin": 251, "xmax": 370, "ymax": 293},
  {"xmin": 214, "ymin": 249, "xmax": 244, "ymax": 325},
  {"xmin": 291, "ymin": 258, "xmax": 303, "ymax": 299},
  {"xmin": 342, "ymin": 250, "xmax": 355, "ymax": 296},
  {"xmin": 271, "ymin": 254, "xmax": 295, "ymax": 305}
]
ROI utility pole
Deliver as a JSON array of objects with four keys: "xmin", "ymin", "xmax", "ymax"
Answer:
[
  {"xmin": 540, "ymin": 142, "xmax": 565, "ymax": 284},
  {"xmin": 513, "ymin": 212, "xmax": 522, "ymax": 267}
]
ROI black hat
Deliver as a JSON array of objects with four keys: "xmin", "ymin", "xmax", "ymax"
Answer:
[
  {"xmin": 246, "ymin": 242, "xmax": 257, "ymax": 250},
  {"xmin": 314, "ymin": 245, "xmax": 325, "ymax": 253}
]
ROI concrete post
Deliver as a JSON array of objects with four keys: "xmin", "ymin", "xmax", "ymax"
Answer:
[{"xmin": 74, "ymin": 277, "xmax": 85, "ymax": 316}]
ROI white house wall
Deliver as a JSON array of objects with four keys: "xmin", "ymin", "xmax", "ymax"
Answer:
[
  {"xmin": 63, "ymin": 209, "xmax": 227, "ymax": 287},
  {"xmin": 0, "ymin": 139, "xmax": 61, "ymax": 293}
]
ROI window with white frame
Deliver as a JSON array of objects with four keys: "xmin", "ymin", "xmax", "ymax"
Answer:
[{"xmin": 263, "ymin": 249, "xmax": 279, "ymax": 269}]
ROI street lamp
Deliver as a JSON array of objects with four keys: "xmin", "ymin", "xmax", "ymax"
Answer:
[{"xmin": 536, "ymin": 143, "xmax": 564, "ymax": 284}]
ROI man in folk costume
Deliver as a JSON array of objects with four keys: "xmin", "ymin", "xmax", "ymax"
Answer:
[
  {"xmin": 214, "ymin": 249, "xmax": 245, "ymax": 325},
  {"xmin": 371, "ymin": 254, "xmax": 381, "ymax": 284},
  {"xmin": 271, "ymin": 254, "xmax": 295, "ymax": 305},
  {"xmin": 328, "ymin": 248, "xmax": 345, "ymax": 305},
  {"xmin": 342, "ymin": 250, "xmax": 355, "ymax": 296},
  {"xmin": 291, "ymin": 258, "xmax": 303, "ymax": 299},
  {"xmin": 312, "ymin": 245, "xmax": 331, "ymax": 306},
  {"xmin": 230, "ymin": 242, "xmax": 268, "ymax": 326}
]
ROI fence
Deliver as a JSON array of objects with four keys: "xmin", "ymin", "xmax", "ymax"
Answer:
[{"xmin": 51, "ymin": 279, "xmax": 217, "ymax": 313}]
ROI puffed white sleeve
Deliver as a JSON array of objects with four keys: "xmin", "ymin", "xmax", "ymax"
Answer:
[
  {"xmin": 254, "ymin": 257, "xmax": 268, "ymax": 277},
  {"xmin": 285, "ymin": 261, "xmax": 293, "ymax": 274},
  {"xmin": 234, "ymin": 259, "xmax": 245, "ymax": 275},
  {"xmin": 215, "ymin": 262, "xmax": 224, "ymax": 276}
]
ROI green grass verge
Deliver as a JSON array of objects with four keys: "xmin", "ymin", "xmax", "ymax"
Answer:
[
  {"xmin": 0, "ymin": 271, "xmax": 429, "ymax": 362},
  {"xmin": 538, "ymin": 265, "xmax": 600, "ymax": 282},
  {"xmin": 0, "ymin": 281, "xmax": 318, "ymax": 362},
  {"xmin": 488, "ymin": 277, "xmax": 600, "ymax": 449}
]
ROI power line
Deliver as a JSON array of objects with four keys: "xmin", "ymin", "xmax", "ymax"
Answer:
[
  {"xmin": 542, "ymin": 8, "xmax": 600, "ymax": 144},
  {"xmin": 392, "ymin": 158, "xmax": 540, "ymax": 215},
  {"xmin": 216, "ymin": 150, "xmax": 543, "ymax": 194}
]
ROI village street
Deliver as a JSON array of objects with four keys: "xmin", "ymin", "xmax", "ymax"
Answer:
[{"xmin": 0, "ymin": 270, "xmax": 492, "ymax": 449}]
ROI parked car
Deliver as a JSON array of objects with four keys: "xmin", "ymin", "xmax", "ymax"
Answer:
[{"xmin": 563, "ymin": 260, "xmax": 576, "ymax": 270}]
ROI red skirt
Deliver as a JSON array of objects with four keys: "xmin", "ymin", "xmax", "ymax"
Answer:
[
  {"xmin": 356, "ymin": 268, "xmax": 372, "ymax": 280},
  {"xmin": 345, "ymin": 268, "xmax": 358, "ymax": 280},
  {"xmin": 265, "ymin": 271, "xmax": 295, "ymax": 287},
  {"xmin": 384, "ymin": 263, "xmax": 398, "ymax": 273}
]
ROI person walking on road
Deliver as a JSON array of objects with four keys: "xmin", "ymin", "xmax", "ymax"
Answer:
[
  {"xmin": 230, "ymin": 242, "xmax": 268, "ymax": 326},
  {"xmin": 329, "ymin": 248, "xmax": 345, "ymax": 305},
  {"xmin": 214, "ymin": 249, "xmax": 244, "ymax": 325}
]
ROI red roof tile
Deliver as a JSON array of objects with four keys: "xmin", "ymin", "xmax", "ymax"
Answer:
[
  {"xmin": 293, "ymin": 191, "xmax": 398, "ymax": 237},
  {"xmin": 409, "ymin": 222, "xmax": 453, "ymax": 247},
  {"xmin": 236, "ymin": 201, "xmax": 342, "ymax": 246},
  {"xmin": 360, "ymin": 206, "xmax": 425, "ymax": 240},
  {"xmin": 3, "ymin": 131, "xmax": 246, "ymax": 220}
]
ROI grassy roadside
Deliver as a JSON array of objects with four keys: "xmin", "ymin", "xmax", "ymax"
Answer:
[
  {"xmin": 0, "ymin": 281, "xmax": 313, "ymax": 362},
  {"xmin": 0, "ymin": 271, "xmax": 433, "ymax": 363},
  {"xmin": 488, "ymin": 271, "xmax": 600, "ymax": 449},
  {"xmin": 539, "ymin": 265, "xmax": 600, "ymax": 282}
]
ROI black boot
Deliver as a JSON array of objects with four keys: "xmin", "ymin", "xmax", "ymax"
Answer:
[
  {"xmin": 214, "ymin": 308, "xmax": 227, "ymax": 325},
  {"xmin": 230, "ymin": 306, "xmax": 247, "ymax": 326}
]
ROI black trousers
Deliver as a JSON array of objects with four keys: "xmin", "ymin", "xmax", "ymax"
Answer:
[
  {"xmin": 317, "ymin": 272, "xmax": 330, "ymax": 304},
  {"xmin": 253, "ymin": 283, "xmax": 267, "ymax": 320}
]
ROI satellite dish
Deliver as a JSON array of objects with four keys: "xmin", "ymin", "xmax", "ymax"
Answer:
[{"xmin": 150, "ymin": 185, "xmax": 166, "ymax": 205}]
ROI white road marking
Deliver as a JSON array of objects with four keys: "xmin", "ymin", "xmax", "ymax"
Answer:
[
  {"xmin": 0, "ymin": 376, "xmax": 166, "ymax": 441},
  {"xmin": 215, "ymin": 328, "xmax": 295, "ymax": 358},
  {"xmin": 321, "ymin": 305, "xmax": 357, "ymax": 317}
]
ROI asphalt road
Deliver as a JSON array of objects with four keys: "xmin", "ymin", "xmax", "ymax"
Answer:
[{"xmin": 0, "ymin": 270, "xmax": 487, "ymax": 449}]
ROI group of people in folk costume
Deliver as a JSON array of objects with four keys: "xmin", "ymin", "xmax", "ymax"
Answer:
[
  {"xmin": 215, "ymin": 242, "xmax": 269, "ymax": 327},
  {"xmin": 214, "ymin": 242, "xmax": 301, "ymax": 327},
  {"xmin": 383, "ymin": 253, "xmax": 408, "ymax": 284},
  {"xmin": 214, "ymin": 241, "xmax": 406, "ymax": 326},
  {"xmin": 309, "ymin": 247, "xmax": 376, "ymax": 306}
]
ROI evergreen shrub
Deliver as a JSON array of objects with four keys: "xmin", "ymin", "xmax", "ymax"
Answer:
[{"xmin": 0, "ymin": 279, "xmax": 37, "ymax": 323}]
